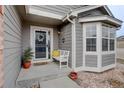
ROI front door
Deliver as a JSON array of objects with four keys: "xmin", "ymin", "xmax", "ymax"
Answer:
[
  {"xmin": 31, "ymin": 26, "xmax": 53, "ymax": 62},
  {"xmin": 35, "ymin": 30, "xmax": 48, "ymax": 60}
]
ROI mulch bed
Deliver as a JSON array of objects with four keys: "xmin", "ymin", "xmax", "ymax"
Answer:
[{"xmin": 107, "ymin": 79, "xmax": 124, "ymax": 88}]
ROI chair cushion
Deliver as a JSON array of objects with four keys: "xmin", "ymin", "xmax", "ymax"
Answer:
[{"xmin": 52, "ymin": 50, "xmax": 60, "ymax": 57}]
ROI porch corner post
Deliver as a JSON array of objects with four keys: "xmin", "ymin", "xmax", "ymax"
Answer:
[
  {"xmin": 97, "ymin": 22, "xmax": 102, "ymax": 70},
  {"xmin": 0, "ymin": 5, "xmax": 4, "ymax": 88},
  {"xmin": 72, "ymin": 19, "xmax": 76, "ymax": 70}
]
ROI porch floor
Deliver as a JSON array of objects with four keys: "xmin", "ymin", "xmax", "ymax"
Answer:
[
  {"xmin": 16, "ymin": 62, "xmax": 72, "ymax": 87},
  {"xmin": 40, "ymin": 77, "xmax": 80, "ymax": 88}
]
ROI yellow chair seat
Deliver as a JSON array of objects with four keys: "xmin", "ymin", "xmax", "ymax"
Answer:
[{"xmin": 52, "ymin": 50, "xmax": 60, "ymax": 57}]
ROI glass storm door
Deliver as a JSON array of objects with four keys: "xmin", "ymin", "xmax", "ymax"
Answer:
[{"xmin": 35, "ymin": 30, "xmax": 48, "ymax": 59}]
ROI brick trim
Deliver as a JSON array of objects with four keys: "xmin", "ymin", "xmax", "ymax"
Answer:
[
  {"xmin": 0, "ymin": 5, "xmax": 3, "ymax": 15},
  {"xmin": 0, "ymin": 5, "xmax": 4, "ymax": 88}
]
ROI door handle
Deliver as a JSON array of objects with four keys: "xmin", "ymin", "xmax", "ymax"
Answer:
[{"xmin": 46, "ymin": 45, "xmax": 48, "ymax": 47}]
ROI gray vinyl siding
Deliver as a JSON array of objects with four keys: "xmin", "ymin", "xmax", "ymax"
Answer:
[
  {"xmin": 78, "ymin": 8, "xmax": 105, "ymax": 18},
  {"xmin": 85, "ymin": 55, "xmax": 97, "ymax": 67},
  {"xmin": 31, "ymin": 5, "xmax": 84, "ymax": 17},
  {"xmin": 53, "ymin": 28, "xmax": 59, "ymax": 49},
  {"xmin": 59, "ymin": 23, "xmax": 72, "ymax": 67},
  {"xmin": 22, "ymin": 23, "xmax": 30, "ymax": 51},
  {"xmin": 75, "ymin": 19, "xmax": 83, "ymax": 67},
  {"xmin": 102, "ymin": 54, "xmax": 115, "ymax": 67},
  {"xmin": 3, "ymin": 6, "xmax": 22, "ymax": 87}
]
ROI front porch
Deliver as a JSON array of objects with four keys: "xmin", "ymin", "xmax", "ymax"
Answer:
[{"xmin": 16, "ymin": 62, "xmax": 72, "ymax": 88}]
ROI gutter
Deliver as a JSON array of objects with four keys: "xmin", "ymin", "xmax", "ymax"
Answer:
[
  {"xmin": 62, "ymin": 13, "xmax": 74, "ymax": 24},
  {"xmin": 66, "ymin": 14, "xmax": 74, "ymax": 24},
  {"xmin": 62, "ymin": 5, "xmax": 102, "ymax": 24},
  {"xmin": 62, "ymin": 8, "xmax": 75, "ymax": 24}
]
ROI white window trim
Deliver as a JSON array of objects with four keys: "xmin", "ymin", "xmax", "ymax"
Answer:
[
  {"xmin": 83, "ymin": 22, "xmax": 101, "ymax": 68},
  {"xmin": 30, "ymin": 26, "xmax": 53, "ymax": 63},
  {"xmin": 102, "ymin": 24, "xmax": 116, "ymax": 53},
  {"xmin": 85, "ymin": 23, "xmax": 98, "ymax": 52}
]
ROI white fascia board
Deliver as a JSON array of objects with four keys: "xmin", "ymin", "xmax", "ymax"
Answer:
[
  {"xmin": 103, "ymin": 5, "xmax": 114, "ymax": 17},
  {"xmin": 25, "ymin": 6, "xmax": 63, "ymax": 20},
  {"xmin": 71, "ymin": 5, "xmax": 114, "ymax": 17},
  {"xmin": 78, "ymin": 15, "xmax": 122, "ymax": 26},
  {"xmin": 71, "ymin": 5, "xmax": 102, "ymax": 16},
  {"xmin": 25, "ymin": 5, "xmax": 29, "ymax": 14}
]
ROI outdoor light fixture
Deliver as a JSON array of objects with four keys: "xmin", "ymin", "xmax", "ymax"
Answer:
[
  {"xmin": 58, "ymin": 31, "xmax": 61, "ymax": 35},
  {"xmin": 62, "ymin": 38, "xmax": 65, "ymax": 43}
]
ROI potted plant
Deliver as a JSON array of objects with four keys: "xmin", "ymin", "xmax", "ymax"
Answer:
[
  {"xmin": 22, "ymin": 48, "xmax": 33, "ymax": 69},
  {"xmin": 69, "ymin": 71, "xmax": 78, "ymax": 80}
]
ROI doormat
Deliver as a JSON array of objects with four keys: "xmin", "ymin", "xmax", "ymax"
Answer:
[{"xmin": 33, "ymin": 62, "xmax": 49, "ymax": 66}]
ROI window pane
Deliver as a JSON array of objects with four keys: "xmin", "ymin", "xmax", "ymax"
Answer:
[
  {"xmin": 102, "ymin": 38, "xmax": 108, "ymax": 51},
  {"xmin": 110, "ymin": 28, "xmax": 116, "ymax": 38},
  {"xmin": 86, "ymin": 25, "xmax": 96, "ymax": 37},
  {"xmin": 102, "ymin": 26, "xmax": 108, "ymax": 37},
  {"xmin": 110, "ymin": 39, "xmax": 115, "ymax": 51},
  {"xmin": 86, "ymin": 38, "xmax": 96, "ymax": 51},
  {"xmin": 35, "ymin": 31, "xmax": 46, "ymax": 58}
]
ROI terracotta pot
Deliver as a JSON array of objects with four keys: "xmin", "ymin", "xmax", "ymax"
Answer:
[
  {"xmin": 23, "ymin": 61, "xmax": 31, "ymax": 69},
  {"xmin": 69, "ymin": 72, "xmax": 78, "ymax": 80}
]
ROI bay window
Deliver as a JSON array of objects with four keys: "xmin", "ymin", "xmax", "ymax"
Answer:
[
  {"xmin": 110, "ymin": 39, "xmax": 114, "ymax": 50},
  {"xmin": 110, "ymin": 28, "xmax": 116, "ymax": 51},
  {"xmin": 102, "ymin": 24, "xmax": 116, "ymax": 52},
  {"xmin": 86, "ymin": 38, "xmax": 96, "ymax": 51},
  {"xmin": 81, "ymin": 14, "xmax": 121, "ymax": 72},
  {"xmin": 86, "ymin": 24, "xmax": 97, "ymax": 51},
  {"xmin": 102, "ymin": 38, "xmax": 108, "ymax": 51}
]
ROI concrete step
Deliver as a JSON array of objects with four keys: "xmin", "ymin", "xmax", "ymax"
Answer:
[
  {"xmin": 16, "ymin": 63, "xmax": 72, "ymax": 87},
  {"xmin": 17, "ymin": 70, "xmax": 70, "ymax": 88},
  {"xmin": 40, "ymin": 77, "xmax": 80, "ymax": 88}
]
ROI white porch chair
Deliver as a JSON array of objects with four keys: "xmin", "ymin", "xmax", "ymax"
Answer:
[{"xmin": 52, "ymin": 50, "xmax": 70, "ymax": 69}]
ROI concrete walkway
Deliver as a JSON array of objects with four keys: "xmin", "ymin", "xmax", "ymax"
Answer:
[{"xmin": 40, "ymin": 77, "xmax": 80, "ymax": 88}]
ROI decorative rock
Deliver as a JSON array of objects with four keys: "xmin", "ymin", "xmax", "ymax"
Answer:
[{"xmin": 76, "ymin": 62, "xmax": 124, "ymax": 88}]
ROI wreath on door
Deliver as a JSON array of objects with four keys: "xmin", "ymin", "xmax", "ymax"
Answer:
[{"xmin": 37, "ymin": 33, "xmax": 45, "ymax": 42}]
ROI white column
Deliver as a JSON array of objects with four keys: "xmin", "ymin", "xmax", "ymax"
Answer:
[
  {"xmin": 115, "ymin": 28, "xmax": 117, "ymax": 66},
  {"xmin": 72, "ymin": 19, "xmax": 76, "ymax": 70},
  {"xmin": 97, "ymin": 22, "xmax": 102, "ymax": 69}
]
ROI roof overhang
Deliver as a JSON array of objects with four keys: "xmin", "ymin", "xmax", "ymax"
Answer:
[
  {"xmin": 71, "ymin": 5, "xmax": 102, "ymax": 16},
  {"xmin": 78, "ymin": 15, "xmax": 123, "ymax": 27},
  {"xmin": 17, "ymin": 5, "xmax": 122, "ymax": 27},
  {"xmin": 70, "ymin": 5, "xmax": 114, "ymax": 17},
  {"xmin": 25, "ymin": 6, "xmax": 63, "ymax": 20},
  {"xmin": 26, "ymin": 5, "xmax": 113, "ymax": 21}
]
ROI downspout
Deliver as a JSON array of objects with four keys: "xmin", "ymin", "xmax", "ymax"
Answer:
[{"xmin": 63, "ymin": 13, "xmax": 76, "ymax": 70}]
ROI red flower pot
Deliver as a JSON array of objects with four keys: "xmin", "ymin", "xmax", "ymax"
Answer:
[
  {"xmin": 23, "ymin": 61, "xmax": 31, "ymax": 69},
  {"xmin": 69, "ymin": 72, "xmax": 78, "ymax": 80}
]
